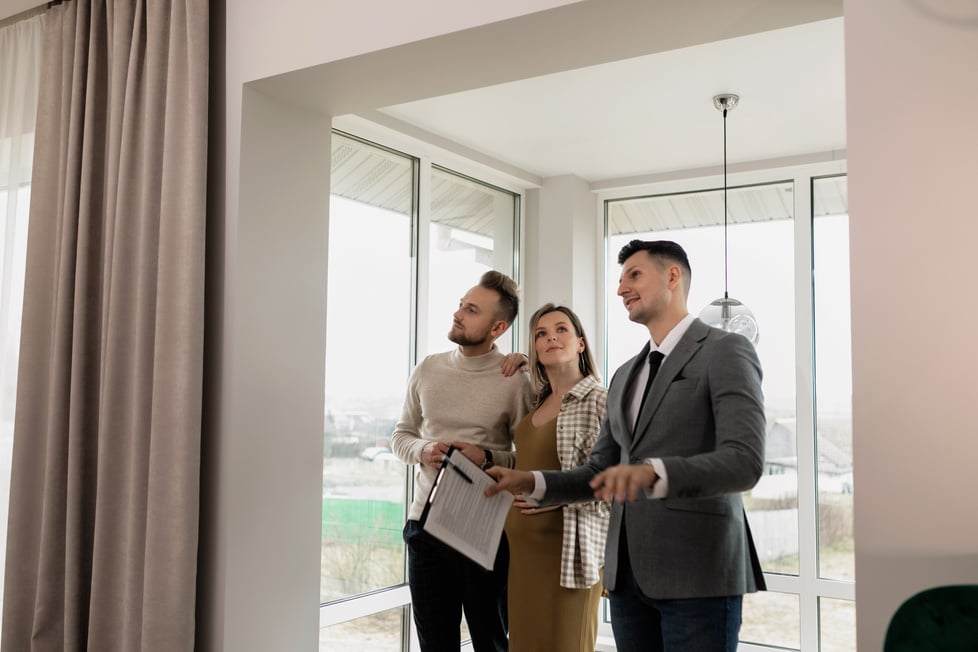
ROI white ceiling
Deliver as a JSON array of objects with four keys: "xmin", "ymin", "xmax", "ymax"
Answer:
[{"xmin": 376, "ymin": 17, "xmax": 846, "ymax": 184}]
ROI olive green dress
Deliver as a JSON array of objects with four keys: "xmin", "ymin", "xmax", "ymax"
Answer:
[{"xmin": 505, "ymin": 415, "xmax": 603, "ymax": 652}]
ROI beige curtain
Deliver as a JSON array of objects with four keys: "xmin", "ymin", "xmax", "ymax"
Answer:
[{"xmin": 1, "ymin": 0, "xmax": 208, "ymax": 650}]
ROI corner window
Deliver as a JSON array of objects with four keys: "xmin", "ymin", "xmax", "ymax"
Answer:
[
  {"xmin": 322, "ymin": 132, "xmax": 520, "ymax": 650},
  {"xmin": 604, "ymin": 169, "xmax": 852, "ymax": 651}
]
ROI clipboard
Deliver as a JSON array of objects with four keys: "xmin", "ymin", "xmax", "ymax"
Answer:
[{"xmin": 419, "ymin": 446, "xmax": 514, "ymax": 570}]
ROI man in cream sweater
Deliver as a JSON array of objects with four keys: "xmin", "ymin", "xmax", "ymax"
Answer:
[{"xmin": 391, "ymin": 270, "xmax": 534, "ymax": 652}]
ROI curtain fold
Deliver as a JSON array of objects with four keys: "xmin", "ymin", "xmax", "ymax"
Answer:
[{"xmin": 1, "ymin": 1, "xmax": 208, "ymax": 650}]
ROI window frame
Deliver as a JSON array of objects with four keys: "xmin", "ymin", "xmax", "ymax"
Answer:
[
  {"xmin": 322, "ymin": 124, "xmax": 852, "ymax": 650},
  {"xmin": 595, "ymin": 158, "xmax": 853, "ymax": 652},
  {"xmin": 320, "ymin": 128, "xmax": 526, "ymax": 651}
]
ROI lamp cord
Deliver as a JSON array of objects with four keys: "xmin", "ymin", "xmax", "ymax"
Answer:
[{"xmin": 723, "ymin": 108, "xmax": 730, "ymax": 299}]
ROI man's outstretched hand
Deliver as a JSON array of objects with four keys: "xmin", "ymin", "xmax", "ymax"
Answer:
[
  {"xmin": 485, "ymin": 466, "xmax": 535, "ymax": 497},
  {"xmin": 589, "ymin": 464, "xmax": 657, "ymax": 503}
]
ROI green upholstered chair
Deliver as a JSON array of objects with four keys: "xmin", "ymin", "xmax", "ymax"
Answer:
[{"xmin": 884, "ymin": 584, "xmax": 978, "ymax": 651}]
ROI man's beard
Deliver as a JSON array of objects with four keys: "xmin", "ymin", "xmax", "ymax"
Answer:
[{"xmin": 448, "ymin": 326, "xmax": 492, "ymax": 347}]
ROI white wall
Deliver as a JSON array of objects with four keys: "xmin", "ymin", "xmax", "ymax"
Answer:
[
  {"xmin": 219, "ymin": 86, "xmax": 332, "ymax": 651},
  {"xmin": 845, "ymin": 0, "xmax": 978, "ymax": 648}
]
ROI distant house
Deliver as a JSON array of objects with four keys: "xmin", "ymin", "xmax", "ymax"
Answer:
[{"xmin": 751, "ymin": 418, "xmax": 853, "ymax": 500}]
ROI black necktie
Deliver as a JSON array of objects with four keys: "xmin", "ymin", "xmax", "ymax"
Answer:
[{"xmin": 638, "ymin": 350, "xmax": 665, "ymax": 414}]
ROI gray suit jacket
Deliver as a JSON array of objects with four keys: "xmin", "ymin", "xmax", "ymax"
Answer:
[{"xmin": 541, "ymin": 318, "xmax": 766, "ymax": 599}]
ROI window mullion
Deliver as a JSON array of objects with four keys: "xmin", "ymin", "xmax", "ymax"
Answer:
[
  {"xmin": 794, "ymin": 173, "xmax": 819, "ymax": 651},
  {"xmin": 414, "ymin": 156, "xmax": 433, "ymax": 362}
]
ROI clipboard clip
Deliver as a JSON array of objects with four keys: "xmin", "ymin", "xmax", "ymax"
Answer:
[
  {"xmin": 441, "ymin": 447, "xmax": 473, "ymax": 484},
  {"xmin": 425, "ymin": 446, "xmax": 470, "ymax": 509}
]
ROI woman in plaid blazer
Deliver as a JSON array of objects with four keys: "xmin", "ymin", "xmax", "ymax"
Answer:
[{"xmin": 504, "ymin": 304, "xmax": 610, "ymax": 652}]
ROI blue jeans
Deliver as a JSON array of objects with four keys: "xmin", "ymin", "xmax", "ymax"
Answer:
[
  {"xmin": 609, "ymin": 535, "xmax": 742, "ymax": 652},
  {"xmin": 403, "ymin": 520, "xmax": 509, "ymax": 652}
]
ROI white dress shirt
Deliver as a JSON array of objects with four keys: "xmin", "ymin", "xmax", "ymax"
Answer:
[{"xmin": 530, "ymin": 313, "xmax": 695, "ymax": 502}]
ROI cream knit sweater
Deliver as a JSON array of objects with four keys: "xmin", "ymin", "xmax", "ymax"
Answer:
[{"xmin": 391, "ymin": 345, "xmax": 535, "ymax": 521}]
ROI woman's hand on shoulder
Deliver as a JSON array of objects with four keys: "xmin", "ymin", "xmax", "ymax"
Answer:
[{"xmin": 499, "ymin": 352, "xmax": 529, "ymax": 377}]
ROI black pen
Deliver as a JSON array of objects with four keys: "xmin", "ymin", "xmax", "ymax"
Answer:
[{"xmin": 442, "ymin": 454, "xmax": 473, "ymax": 484}]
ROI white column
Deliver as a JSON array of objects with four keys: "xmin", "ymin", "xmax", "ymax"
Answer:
[
  {"xmin": 524, "ymin": 175, "xmax": 600, "ymax": 346},
  {"xmin": 212, "ymin": 86, "xmax": 331, "ymax": 652}
]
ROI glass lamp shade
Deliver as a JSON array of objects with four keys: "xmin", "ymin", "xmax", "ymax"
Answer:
[{"xmin": 699, "ymin": 296, "xmax": 760, "ymax": 345}]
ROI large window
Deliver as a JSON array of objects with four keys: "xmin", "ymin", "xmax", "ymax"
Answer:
[
  {"xmin": 0, "ymin": 12, "xmax": 43, "ymax": 622},
  {"xmin": 0, "ymin": 179, "xmax": 29, "ymax": 625},
  {"xmin": 603, "ymin": 167, "xmax": 852, "ymax": 651},
  {"xmin": 321, "ymin": 131, "xmax": 414, "ymax": 652},
  {"xmin": 321, "ymin": 130, "xmax": 848, "ymax": 651},
  {"xmin": 321, "ymin": 132, "xmax": 520, "ymax": 650},
  {"xmin": 425, "ymin": 166, "xmax": 519, "ymax": 357}
]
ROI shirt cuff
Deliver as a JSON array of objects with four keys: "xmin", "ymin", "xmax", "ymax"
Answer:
[
  {"xmin": 525, "ymin": 470, "xmax": 546, "ymax": 505},
  {"xmin": 643, "ymin": 458, "xmax": 668, "ymax": 499}
]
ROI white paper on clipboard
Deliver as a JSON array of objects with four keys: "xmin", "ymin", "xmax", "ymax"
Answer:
[{"xmin": 420, "ymin": 447, "xmax": 514, "ymax": 570}]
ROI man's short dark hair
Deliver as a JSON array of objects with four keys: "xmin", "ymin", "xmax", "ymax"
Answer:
[
  {"xmin": 617, "ymin": 239, "xmax": 692, "ymax": 290},
  {"xmin": 479, "ymin": 270, "xmax": 520, "ymax": 325}
]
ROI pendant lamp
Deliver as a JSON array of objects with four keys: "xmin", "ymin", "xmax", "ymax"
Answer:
[{"xmin": 698, "ymin": 93, "xmax": 760, "ymax": 345}]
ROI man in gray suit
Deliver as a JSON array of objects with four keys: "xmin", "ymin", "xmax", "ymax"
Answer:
[{"xmin": 487, "ymin": 239, "xmax": 766, "ymax": 652}]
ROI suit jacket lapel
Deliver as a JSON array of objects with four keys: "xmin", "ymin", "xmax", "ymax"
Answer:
[
  {"xmin": 615, "ymin": 343, "xmax": 650, "ymax": 448},
  {"xmin": 629, "ymin": 319, "xmax": 709, "ymax": 453}
]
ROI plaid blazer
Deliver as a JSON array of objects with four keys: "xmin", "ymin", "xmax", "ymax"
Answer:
[{"xmin": 555, "ymin": 376, "xmax": 610, "ymax": 589}]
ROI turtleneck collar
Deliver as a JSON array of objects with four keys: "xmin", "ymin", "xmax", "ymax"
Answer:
[{"xmin": 450, "ymin": 343, "xmax": 502, "ymax": 370}]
